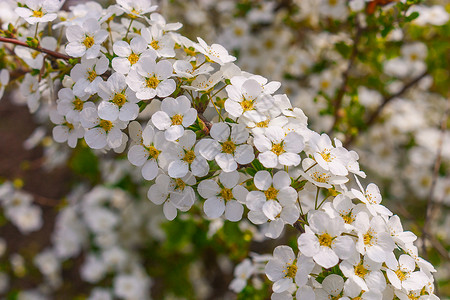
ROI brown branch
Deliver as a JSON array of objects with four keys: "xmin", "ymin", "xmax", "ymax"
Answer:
[
  {"xmin": 329, "ymin": 22, "xmax": 363, "ymax": 134},
  {"xmin": 344, "ymin": 70, "xmax": 428, "ymax": 147},
  {"xmin": 0, "ymin": 36, "xmax": 72, "ymax": 60},
  {"xmin": 422, "ymin": 96, "xmax": 450, "ymax": 256}
]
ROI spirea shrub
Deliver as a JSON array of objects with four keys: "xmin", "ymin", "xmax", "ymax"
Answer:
[{"xmin": 0, "ymin": 0, "xmax": 445, "ymax": 299}]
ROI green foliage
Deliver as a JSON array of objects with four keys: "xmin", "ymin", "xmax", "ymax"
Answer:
[{"xmin": 69, "ymin": 144, "xmax": 100, "ymax": 183}]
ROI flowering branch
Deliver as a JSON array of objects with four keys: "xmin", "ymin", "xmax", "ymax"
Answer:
[{"xmin": 0, "ymin": 36, "xmax": 72, "ymax": 60}]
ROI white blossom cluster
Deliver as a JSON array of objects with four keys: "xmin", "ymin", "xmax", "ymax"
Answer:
[{"xmin": 0, "ymin": 0, "xmax": 445, "ymax": 299}]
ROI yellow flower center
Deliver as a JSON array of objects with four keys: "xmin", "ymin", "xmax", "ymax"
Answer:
[
  {"xmin": 184, "ymin": 47, "xmax": 196, "ymax": 56},
  {"xmin": 283, "ymin": 262, "xmax": 297, "ymax": 279},
  {"xmin": 147, "ymin": 145, "xmax": 160, "ymax": 160},
  {"xmin": 150, "ymin": 40, "xmax": 160, "ymax": 50},
  {"xmin": 128, "ymin": 53, "xmax": 140, "ymax": 65},
  {"xmin": 183, "ymin": 150, "xmax": 196, "ymax": 164},
  {"xmin": 83, "ymin": 36, "xmax": 95, "ymax": 49},
  {"xmin": 220, "ymin": 188, "xmax": 233, "ymax": 201},
  {"xmin": 256, "ymin": 120, "xmax": 270, "ymax": 128},
  {"xmin": 87, "ymin": 70, "xmax": 97, "ymax": 82},
  {"xmin": 342, "ymin": 213, "xmax": 354, "ymax": 224},
  {"xmin": 271, "ymin": 143, "xmax": 285, "ymax": 156},
  {"xmin": 175, "ymin": 178, "xmax": 186, "ymax": 191},
  {"xmin": 171, "ymin": 114, "xmax": 183, "ymax": 125},
  {"xmin": 407, "ymin": 293, "xmax": 420, "ymax": 300},
  {"xmin": 63, "ymin": 122, "xmax": 74, "ymax": 131},
  {"xmin": 32, "ymin": 10, "xmax": 43, "ymax": 18},
  {"xmin": 221, "ymin": 140, "xmax": 236, "ymax": 154},
  {"xmin": 328, "ymin": 0, "xmax": 338, "ymax": 6},
  {"xmin": 395, "ymin": 269, "xmax": 408, "ymax": 282},
  {"xmin": 73, "ymin": 98, "xmax": 84, "ymax": 111},
  {"xmin": 264, "ymin": 186, "xmax": 278, "ymax": 200},
  {"xmin": 99, "ymin": 120, "xmax": 113, "ymax": 132},
  {"xmin": 240, "ymin": 99, "xmax": 254, "ymax": 112},
  {"xmin": 363, "ymin": 230, "xmax": 375, "ymax": 246},
  {"xmin": 354, "ymin": 264, "xmax": 369, "ymax": 278},
  {"xmin": 311, "ymin": 172, "xmax": 330, "ymax": 183},
  {"xmin": 31, "ymin": 51, "xmax": 40, "ymax": 59},
  {"xmin": 318, "ymin": 233, "xmax": 333, "ymax": 247},
  {"xmin": 321, "ymin": 80, "xmax": 330, "ymax": 89},
  {"xmin": 112, "ymin": 93, "xmax": 127, "ymax": 107},
  {"xmin": 319, "ymin": 149, "xmax": 332, "ymax": 162},
  {"xmin": 145, "ymin": 76, "xmax": 160, "ymax": 89}
]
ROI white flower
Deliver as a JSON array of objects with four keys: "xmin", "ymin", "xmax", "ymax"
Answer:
[
  {"xmin": 0, "ymin": 69, "xmax": 10, "ymax": 100},
  {"xmin": 386, "ymin": 215, "xmax": 417, "ymax": 248},
  {"xmin": 115, "ymin": 0, "xmax": 157, "ymax": 18},
  {"xmin": 49, "ymin": 109, "xmax": 84, "ymax": 148},
  {"xmin": 88, "ymin": 288, "xmax": 112, "ymax": 300},
  {"xmin": 182, "ymin": 70, "xmax": 224, "ymax": 92},
  {"xmin": 254, "ymin": 126, "xmax": 304, "ymax": 168},
  {"xmin": 351, "ymin": 177, "xmax": 392, "ymax": 217},
  {"xmin": 297, "ymin": 211, "xmax": 355, "ymax": 268},
  {"xmin": 56, "ymin": 87, "xmax": 90, "ymax": 123},
  {"xmin": 65, "ymin": 18, "xmax": 108, "ymax": 59},
  {"xmin": 173, "ymin": 60, "xmax": 213, "ymax": 79},
  {"xmin": 386, "ymin": 254, "xmax": 429, "ymax": 291},
  {"xmin": 113, "ymin": 274, "xmax": 149, "ymax": 300},
  {"xmin": 80, "ymin": 103, "xmax": 127, "ymax": 150},
  {"xmin": 322, "ymin": 194, "xmax": 360, "ymax": 230},
  {"xmin": 142, "ymin": 26, "xmax": 176, "ymax": 57},
  {"xmin": 147, "ymin": 173, "xmax": 196, "ymax": 220},
  {"xmin": 314, "ymin": 274, "xmax": 345, "ymax": 300},
  {"xmin": 112, "ymin": 37, "xmax": 157, "ymax": 74},
  {"xmin": 340, "ymin": 254, "xmax": 385, "ymax": 292},
  {"xmin": 147, "ymin": 12, "xmax": 182, "ymax": 32},
  {"xmin": 308, "ymin": 133, "xmax": 350, "ymax": 176},
  {"xmin": 8, "ymin": 205, "xmax": 43, "ymax": 234},
  {"xmin": 299, "ymin": 158, "xmax": 349, "ymax": 189},
  {"xmin": 197, "ymin": 122, "xmax": 254, "ymax": 172},
  {"xmin": 127, "ymin": 124, "xmax": 173, "ymax": 181},
  {"xmin": 15, "ymin": 0, "xmax": 61, "ymax": 24},
  {"xmin": 319, "ymin": 0, "xmax": 348, "ymax": 20},
  {"xmin": 198, "ymin": 170, "xmax": 248, "ymax": 222},
  {"xmin": 310, "ymin": 70, "xmax": 341, "ymax": 97},
  {"xmin": 224, "ymin": 77, "xmax": 274, "ymax": 119},
  {"xmin": 401, "ymin": 42, "xmax": 428, "ymax": 63},
  {"xmin": 70, "ymin": 55, "xmax": 109, "ymax": 96},
  {"xmin": 80, "ymin": 254, "xmax": 107, "ymax": 283},
  {"xmin": 15, "ymin": 37, "xmax": 56, "ymax": 70},
  {"xmin": 83, "ymin": 206, "xmax": 118, "ymax": 234},
  {"xmin": 246, "ymin": 171, "xmax": 299, "ymax": 239},
  {"xmin": 411, "ymin": 5, "xmax": 449, "ymax": 26},
  {"xmin": 265, "ymin": 246, "xmax": 305, "ymax": 294},
  {"xmin": 167, "ymin": 130, "xmax": 209, "ymax": 178},
  {"xmin": 20, "ymin": 74, "xmax": 40, "ymax": 113},
  {"xmin": 229, "ymin": 259, "xmax": 254, "ymax": 293},
  {"xmin": 354, "ymin": 212, "xmax": 395, "ymax": 263},
  {"xmin": 98, "ymin": 72, "xmax": 140, "ymax": 122},
  {"xmin": 151, "ymin": 95, "xmax": 197, "ymax": 141},
  {"xmin": 194, "ymin": 37, "xmax": 236, "ymax": 65},
  {"xmin": 126, "ymin": 57, "xmax": 176, "ymax": 100}
]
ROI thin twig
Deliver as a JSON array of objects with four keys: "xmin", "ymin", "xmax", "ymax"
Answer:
[
  {"xmin": 329, "ymin": 21, "xmax": 363, "ymax": 133},
  {"xmin": 344, "ymin": 70, "xmax": 428, "ymax": 147},
  {"xmin": 422, "ymin": 96, "xmax": 450, "ymax": 255},
  {"xmin": 0, "ymin": 36, "xmax": 72, "ymax": 60}
]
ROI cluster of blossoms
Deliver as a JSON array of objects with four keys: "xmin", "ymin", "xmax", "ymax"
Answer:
[
  {"xmin": 160, "ymin": 0, "xmax": 450, "ymax": 288},
  {"xmin": 0, "ymin": 0, "xmax": 446, "ymax": 299}
]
